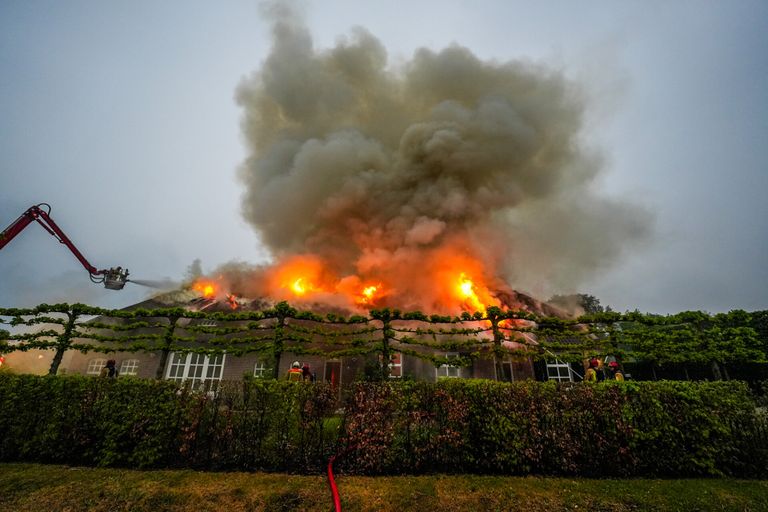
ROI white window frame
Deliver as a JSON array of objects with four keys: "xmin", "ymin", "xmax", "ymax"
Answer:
[
  {"xmin": 86, "ymin": 358, "xmax": 106, "ymax": 375},
  {"xmin": 436, "ymin": 353, "xmax": 461, "ymax": 379},
  {"xmin": 546, "ymin": 359, "xmax": 574, "ymax": 382},
  {"xmin": 165, "ymin": 352, "xmax": 226, "ymax": 390},
  {"xmin": 501, "ymin": 360, "xmax": 515, "ymax": 382},
  {"xmin": 388, "ymin": 352, "xmax": 402, "ymax": 379},
  {"xmin": 253, "ymin": 359, "xmax": 268, "ymax": 379},
  {"xmin": 120, "ymin": 359, "xmax": 139, "ymax": 376}
]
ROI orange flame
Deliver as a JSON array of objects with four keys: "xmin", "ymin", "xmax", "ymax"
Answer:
[
  {"xmin": 240, "ymin": 246, "xmax": 509, "ymax": 313},
  {"xmin": 423, "ymin": 246, "xmax": 500, "ymax": 313},
  {"xmin": 357, "ymin": 284, "xmax": 383, "ymax": 305},
  {"xmin": 457, "ymin": 272, "xmax": 486, "ymax": 313},
  {"xmin": 227, "ymin": 294, "xmax": 239, "ymax": 310},
  {"xmin": 192, "ymin": 279, "xmax": 218, "ymax": 298},
  {"xmin": 291, "ymin": 278, "xmax": 311, "ymax": 295},
  {"xmin": 333, "ymin": 275, "xmax": 386, "ymax": 308},
  {"xmin": 362, "ymin": 285, "xmax": 378, "ymax": 299},
  {"xmin": 268, "ymin": 255, "xmax": 329, "ymax": 299}
]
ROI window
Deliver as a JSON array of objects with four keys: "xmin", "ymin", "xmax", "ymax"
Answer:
[
  {"xmin": 501, "ymin": 361, "xmax": 514, "ymax": 382},
  {"xmin": 389, "ymin": 352, "xmax": 402, "ymax": 379},
  {"xmin": 253, "ymin": 360, "xmax": 268, "ymax": 379},
  {"xmin": 166, "ymin": 352, "xmax": 226, "ymax": 390},
  {"xmin": 120, "ymin": 359, "xmax": 139, "ymax": 376},
  {"xmin": 437, "ymin": 353, "xmax": 461, "ymax": 379},
  {"xmin": 546, "ymin": 359, "xmax": 573, "ymax": 382},
  {"xmin": 86, "ymin": 358, "xmax": 106, "ymax": 375}
]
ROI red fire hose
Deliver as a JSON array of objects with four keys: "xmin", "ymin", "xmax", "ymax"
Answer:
[{"xmin": 326, "ymin": 445, "xmax": 354, "ymax": 512}]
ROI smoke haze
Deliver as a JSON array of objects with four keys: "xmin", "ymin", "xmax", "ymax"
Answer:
[{"xmin": 234, "ymin": 4, "xmax": 650, "ymax": 309}]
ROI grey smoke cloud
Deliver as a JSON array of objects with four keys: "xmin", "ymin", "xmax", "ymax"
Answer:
[{"xmin": 235, "ymin": 5, "xmax": 650, "ymax": 307}]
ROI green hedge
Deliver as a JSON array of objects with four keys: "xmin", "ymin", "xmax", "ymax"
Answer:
[
  {"xmin": 1, "ymin": 375, "xmax": 766, "ymax": 477},
  {"xmin": 342, "ymin": 380, "xmax": 768, "ymax": 477},
  {"xmin": 0, "ymin": 374, "xmax": 338, "ymax": 472}
]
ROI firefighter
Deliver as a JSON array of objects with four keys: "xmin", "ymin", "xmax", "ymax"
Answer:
[
  {"xmin": 99, "ymin": 359, "xmax": 118, "ymax": 378},
  {"xmin": 287, "ymin": 361, "xmax": 303, "ymax": 382},
  {"xmin": 302, "ymin": 363, "xmax": 315, "ymax": 382},
  {"xmin": 584, "ymin": 357, "xmax": 599, "ymax": 383},
  {"xmin": 607, "ymin": 361, "xmax": 624, "ymax": 381}
]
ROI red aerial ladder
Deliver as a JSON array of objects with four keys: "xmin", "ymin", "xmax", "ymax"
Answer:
[{"xmin": 0, "ymin": 203, "xmax": 129, "ymax": 289}]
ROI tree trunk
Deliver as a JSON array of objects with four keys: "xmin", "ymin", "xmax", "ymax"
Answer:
[
  {"xmin": 711, "ymin": 361, "xmax": 723, "ymax": 381},
  {"xmin": 48, "ymin": 310, "xmax": 77, "ymax": 375},
  {"xmin": 155, "ymin": 348, "xmax": 170, "ymax": 380},
  {"xmin": 490, "ymin": 316, "xmax": 505, "ymax": 381},
  {"xmin": 272, "ymin": 315, "xmax": 285, "ymax": 380},
  {"xmin": 48, "ymin": 346, "xmax": 66, "ymax": 375},
  {"xmin": 380, "ymin": 321, "xmax": 392, "ymax": 381},
  {"xmin": 155, "ymin": 316, "xmax": 179, "ymax": 380}
]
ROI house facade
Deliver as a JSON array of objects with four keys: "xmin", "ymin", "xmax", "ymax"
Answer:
[{"xmin": 62, "ymin": 291, "xmax": 580, "ymax": 390}]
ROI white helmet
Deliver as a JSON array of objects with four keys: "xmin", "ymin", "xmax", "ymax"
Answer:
[{"xmin": 292, "ymin": 361, "xmax": 300, "ymax": 368}]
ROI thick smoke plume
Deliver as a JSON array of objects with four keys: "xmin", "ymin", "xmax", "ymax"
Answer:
[{"xmin": 233, "ymin": 6, "xmax": 649, "ymax": 311}]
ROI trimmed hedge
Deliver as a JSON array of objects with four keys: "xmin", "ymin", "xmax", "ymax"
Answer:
[
  {"xmin": 343, "ymin": 380, "xmax": 768, "ymax": 477},
  {"xmin": 0, "ymin": 374, "xmax": 338, "ymax": 472},
  {"xmin": 0, "ymin": 374, "xmax": 766, "ymax": 477}
]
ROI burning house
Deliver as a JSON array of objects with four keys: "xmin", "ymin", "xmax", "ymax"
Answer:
[
  {"xmin": 66, "ymin": 8, "xmax": 646, "ymax": 387},
  {"xmin": 63, "ymin": 274, "xmax": 580, "ymax": 393}
]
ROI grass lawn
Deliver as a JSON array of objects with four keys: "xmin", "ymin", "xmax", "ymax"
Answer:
[{"xmin": 1, "ymin": 463, "xmax": 767, "ymax": 511}]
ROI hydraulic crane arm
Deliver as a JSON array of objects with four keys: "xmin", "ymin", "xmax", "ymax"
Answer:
[
  {"xmin": 0, "ymin": 203, "xmax": 129, "ymax": 289},
  {"xmin": 1, "ymin": 203, "xmax": 100, "ymax": 274}
]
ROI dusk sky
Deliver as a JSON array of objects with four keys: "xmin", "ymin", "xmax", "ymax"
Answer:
[{"xmin": 1, "ymin": 0, "xmax": 766, "ymax": 314}]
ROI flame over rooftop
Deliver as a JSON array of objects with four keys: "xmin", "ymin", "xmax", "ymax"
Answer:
[{"xmin": 227, "ymin": 7, "xmax": 649, "ymax": 312}]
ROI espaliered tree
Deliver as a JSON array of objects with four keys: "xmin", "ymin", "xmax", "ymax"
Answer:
[
  {"xmin": 48, "ymin": 304, "xmax": 82, "ymax": 375},
  {"xmin": 382, "ymin": 308, "xmax": 491, "ymax": 376},
  {"xmin": 369, "ymin": 308, "xmax": 394, "ymax": 380},
  {"xmin": 608, "ymin": 310, "xmax": 765, "ymax": 380},
  {"xmin": 486, "ymin": 306, "xmax": 507, "ymax": 380},
  {"xmin": 0, "ymin": 328, "xmax": 9, "ymax": 352},
  {"xmin": 271, "ymin": 301, "xmax": 293, "ymax": 380},
  {"xmin": 155, "ymin": 313, "xmax": 181, "ymax": 380},
  {"xmin": 750, "ymin": 310, "xmax": 768, "ymax": 365},
  {"xmin": 1, "ymin": 304, "xmax": 765, "ymax": 381},
  {"xmin": 0, "ymin": 303, "xmax": 85, "ymax": 375}
]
